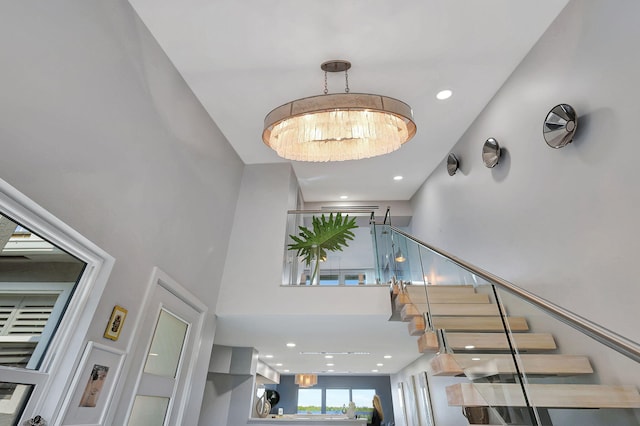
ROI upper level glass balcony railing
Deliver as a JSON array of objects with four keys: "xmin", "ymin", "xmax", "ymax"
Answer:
[{"xmin": 282, "ymin": 210, "xmax": 381, "ymax": 286}]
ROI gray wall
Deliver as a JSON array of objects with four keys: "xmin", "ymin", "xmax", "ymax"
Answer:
[
  {"xmin": 0, "ymin": 0, "xmax": 244, "ymax": 422},
  {"xmin": 411, "ymin": 0, "xmax": 640, "ymax": 349},
  {"xmin": 407, "ymin": 0, "xmax": 640, "ymax": 424}
]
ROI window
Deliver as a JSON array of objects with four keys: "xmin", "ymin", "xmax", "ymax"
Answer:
[
  {"xmin": 325, "ymin": 389, "xmax": 349, "ymax": 414},
  {"xmin": 0, "ymin": 180, "xmax": 114, "ymax": 425},
  {"xmin": 352, "ymin": 389, "xmax": 375, "ymax": 419},
  {"xmin": 296, "ymin": 387, "xmax": 376, "ymax": 417},
  {"xmin": 302, "ymin": 270, "xmax": 373, "ymax": 286},
  {"xmin": 1, "ymin": 213, "xmax": 87, "ymax": 423},
  {"xmin": 297, "ymin": 388, "xmax": 322, "ymax": 414}
]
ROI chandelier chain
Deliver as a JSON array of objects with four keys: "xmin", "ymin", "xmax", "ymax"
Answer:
[
  {"xmin": 345, "ymin": 69, "xmax": 350, "ymax": 93},
  {"xmin": 324, "ymin": 70, "xmax": 328, "ymax": 95}
]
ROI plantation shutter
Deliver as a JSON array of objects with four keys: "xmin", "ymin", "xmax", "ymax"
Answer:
[{"xmin": 0, "ymin": 295, "xmax": 57, "ymax": 367}]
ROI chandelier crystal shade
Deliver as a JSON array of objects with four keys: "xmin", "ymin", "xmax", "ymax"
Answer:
[
  {"xmin": 262, "ymin": 61, "xmax": 416, "ymax": 162},
  {"xmin": 294, "ymin": 373, "xmax": 318, "ymax": 388}
]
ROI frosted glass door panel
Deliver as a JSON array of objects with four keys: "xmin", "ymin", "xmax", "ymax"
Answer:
[
  {"xmin": 143, "ymin": 310, "xmax": 188, "ymax": 378},
  {"xmin": 127, "ymin": 396, "xmax": 169, "ymax": 426}
]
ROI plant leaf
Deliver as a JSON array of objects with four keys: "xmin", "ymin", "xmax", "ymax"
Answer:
[{"xmin": 287, "ymin": 213, "xmax": 358, "ymax": 266}]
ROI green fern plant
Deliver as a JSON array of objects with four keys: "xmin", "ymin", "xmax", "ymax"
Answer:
[{"xmin": 288, "ymin": 213, "xmax": 358, "ymax": 284}]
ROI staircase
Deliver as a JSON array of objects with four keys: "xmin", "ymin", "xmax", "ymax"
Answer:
[{"xmin": 391, "ymin": 282, "xmax": 640, "ymax": 424}]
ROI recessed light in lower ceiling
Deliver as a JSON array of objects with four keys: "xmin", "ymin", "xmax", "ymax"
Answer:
[{"xmin": 393, "ymin": 176, "xmax": 403, "ymax": 181}]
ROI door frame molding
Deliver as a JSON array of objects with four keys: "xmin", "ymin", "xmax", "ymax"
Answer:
[{"xmin": 112, "ymin": 267, "xmax": 207, "ymax": 425}]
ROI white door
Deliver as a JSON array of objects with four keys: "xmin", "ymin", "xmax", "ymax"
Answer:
[{"xmin": 124, "ymin": 270, "xmax": 206, "ymax": 426}]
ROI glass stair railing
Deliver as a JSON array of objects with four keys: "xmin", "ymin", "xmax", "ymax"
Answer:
[
  {"xmin": 372, "ymin": 222, "xmax": 640, "ymax": 426},
  {"xmin": 282, "ymin": 209, "xmax": 383, "ymax": 286}
]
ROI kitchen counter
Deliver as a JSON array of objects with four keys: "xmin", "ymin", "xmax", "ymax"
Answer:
[{"xmin": 248, "ymin": 414, "xmax": 367, "ymax": 425}]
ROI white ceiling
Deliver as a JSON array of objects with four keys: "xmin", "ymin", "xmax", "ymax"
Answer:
[
  {"xmin": 214, "ymin": 314, "xmax": 421, "ymax": 377},
  {"xmin": 128, "ymin": 0, "xmax": 568, "ymax": 203},
  {"xmin": 127, "ymin": 0, "xmax": 569, "ymax": 376}
]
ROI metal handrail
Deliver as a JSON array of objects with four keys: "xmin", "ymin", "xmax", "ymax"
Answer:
[{"xmin": 390, "ymin": 226, "xmax": 640, "ymax": 363}]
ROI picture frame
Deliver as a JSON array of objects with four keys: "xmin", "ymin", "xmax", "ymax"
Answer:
[
  {"xmin": 103, "ymin": 305, "xmax": 127, "ymax": 341},
  {"xmin": 62, "ymin": 341, "xmax": 125, "ymax": 426},
  {"xmin": 417, "ymin": 372, "xmax": 435, "ymax": 426}
]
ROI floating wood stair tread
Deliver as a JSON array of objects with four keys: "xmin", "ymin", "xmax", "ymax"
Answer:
[
  {"xmin": 396, "ymin": 285, "xmax": 478, "ymax": 306},
  {"xmin": 431, "ymin": 353, "xmax": 593, "ymax": 376},
  {"xmin": 445, "ymin": 333, "xmax": 557, "ymax": 351},
  {"xmin": 446, "ymin": 383, "xmax": 640, "ymax": 408},
  {"xmin": 405, "ymin": 285, "xmax": 477, "ymax": 295},
  {"xmin": 409, "ymin": 316, "xmax": 529, "ymax": 336},
  {"xmin": 396, "ymin": 293, "xmax": 490, "ymax": 308},
  {"xmin": 401, "ymin": 303, "xmax": 502, "ymax": 320}
]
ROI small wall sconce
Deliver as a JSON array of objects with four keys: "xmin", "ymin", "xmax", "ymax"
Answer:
[
  {"xmin": 543, "ymin": 104, "xmax": 577, "ymax": 148},
  {"xmin": 482, "ymin": 138, "xmax": 501, "ymax": 168},
  {"xmin": 446, "ymin": 153, "xmax": 459, "ymax": 176}
]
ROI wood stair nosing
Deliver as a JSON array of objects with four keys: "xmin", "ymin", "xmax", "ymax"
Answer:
[
  {"xmin": 401, "ymin": 303, "xmax": 503, "ymax": 321},
  {"xmin": 446, "ymin": 383, "xmax": 640, "ymax": 409},
  {"xmin": 408, "ymin": 316, "xmax": 529, "ymax": 336},
  {"xmin": 430, "ymin": 353, "xmax": 594, "ymax": 376},
  {"xmin": 445, "ymin": 332, "xmax": 557, "ymax": 351}
]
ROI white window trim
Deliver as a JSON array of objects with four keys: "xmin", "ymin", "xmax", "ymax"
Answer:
[{"xmin": 0, "ymin": 178, "xmax": 115, "ymax": 424}]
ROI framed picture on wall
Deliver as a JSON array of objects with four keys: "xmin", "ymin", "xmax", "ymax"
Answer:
[
  {"xmin": 61, "ymin": 342, "xmax": 125, "ymax": 425},
  {"xmin": 103, "ymin": 305, "xmax": 127, "ymax": 341}
]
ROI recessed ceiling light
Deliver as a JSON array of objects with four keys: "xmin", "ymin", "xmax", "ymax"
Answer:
[
  {"xmin": 325, "ymin": 355, "xmax": 334, "ymax": 359},
  {"xmin": 383, "ymin": 355, "xmax": 392, "ymax": 359},
  {"xmin": 276, "ymin": 363, "xmax": 283, "ymax": 366},
  {"xmin": 471, "ymin": 358, "xmax": 481, "ymax": 361},
  {"xmin": 326, "ymin": 363, "xmax": 334, "ymax": 367},
  {"xmin": 327, "ymin": 369, "xmax": 334, "ymax": 372},
  {"xmin": 376, "ymin": 363, "xmax": 383, "ymax": 367},
  {"xmin": 393, "ymin": 175, "xmax": 403, "ymax": 181},
  {"xmin": 340, "ymin": 195, "xmax": 348, "ymax": 199},
  {"xmin": 436, "ymin": 89, "xmax": 453, "ymax": 100},
  {"xmin": 464, "ymin": 345, "xmax": 475, "ymax": 350},
  {"xmin": 284, "ymin": 369, "xmax": 290, "ymax": 373},
  {"xmin": 371, "ymin": 369, "xmax": 379, "ymax": 373},
  {"xmin": 264, "ymin": 355, "xmax": 274, "ymax": 358},
  {"xmin": 286, "ymin": 343, "xmax": 296, "ymax": 348}
]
